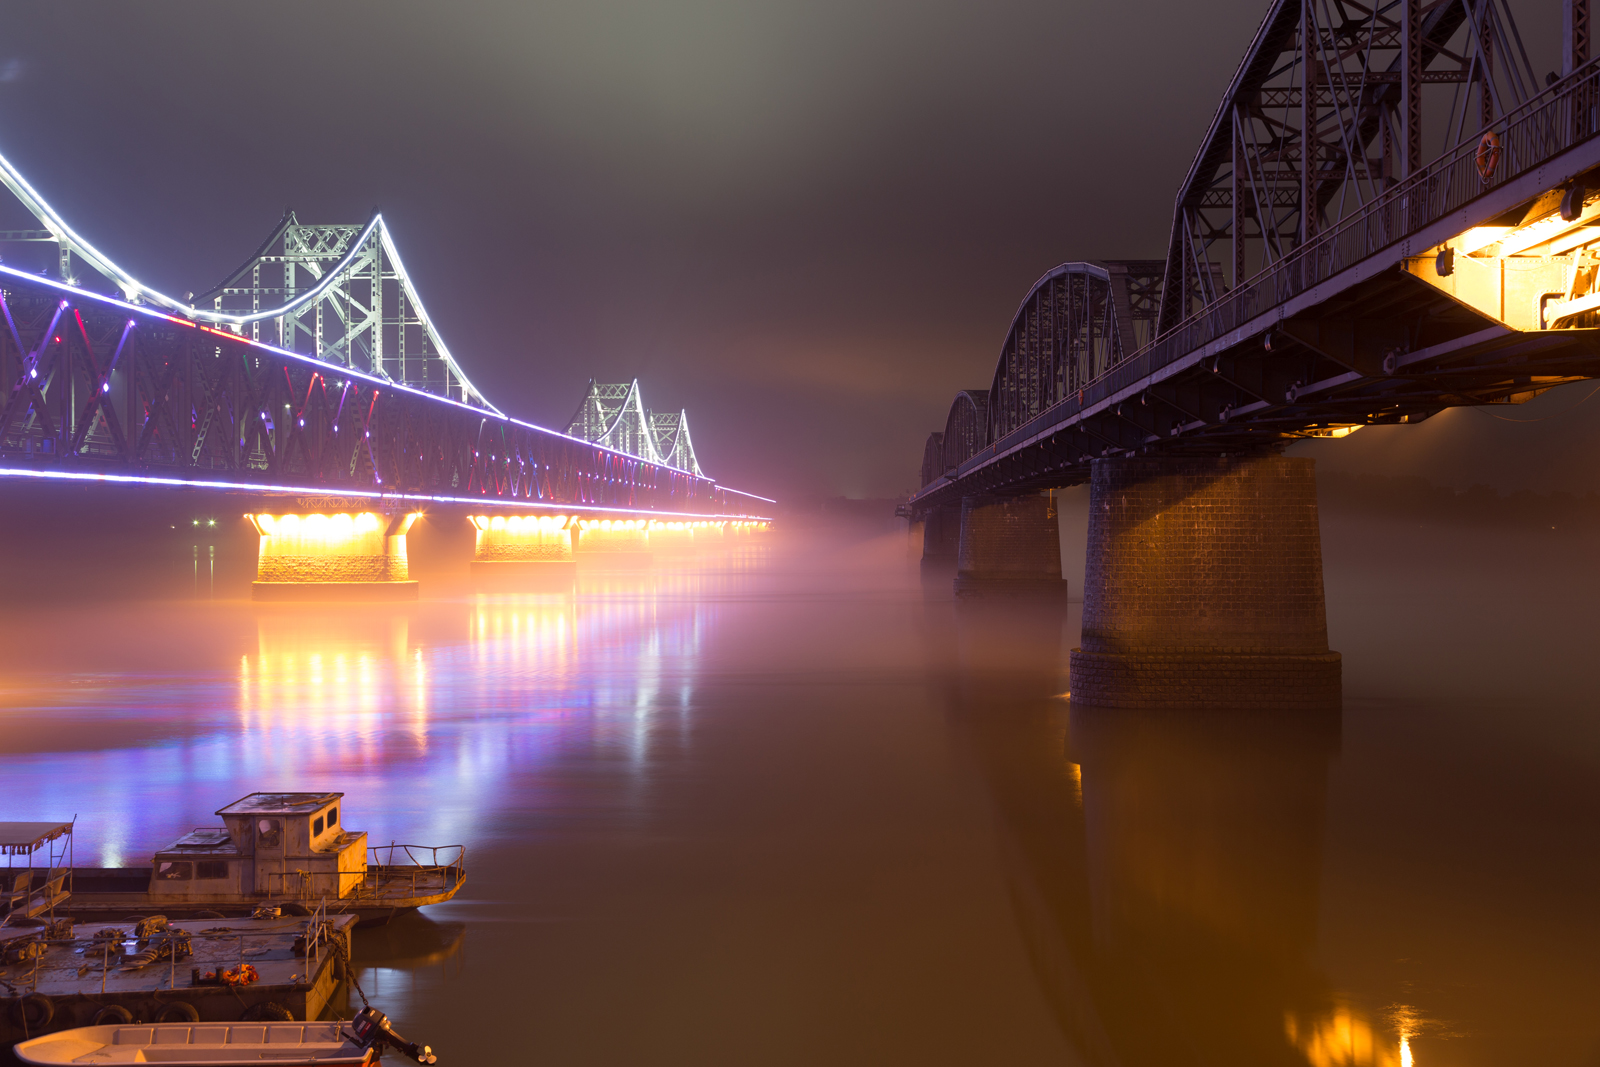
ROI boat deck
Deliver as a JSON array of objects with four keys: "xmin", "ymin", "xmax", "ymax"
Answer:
[{"xmin": 0, "ymin": 914, "xmax": 356, "ymax": 1044}]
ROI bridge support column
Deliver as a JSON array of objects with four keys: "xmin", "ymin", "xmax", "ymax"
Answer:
[
  {"xmin": 574, "ymin": 518, "xmax": 652, "ymax": 569},
  {"xmin": 470, "ymin": 514, "xmax": 576, "ymax": 589},
  {"xmin": 249, "ymin": 511, "xmax": 420, "ymax": 601},
  {"xmin": 919, "ymin": 505, "xmax": 961, "ymax": 571},
  {"xmin": 953, "ymin": 493, "xmax": 1067, "ymax": 598},
  {"xmin": 1069, "ymin": 455, "xmax": 1340, "ymax": 710}
]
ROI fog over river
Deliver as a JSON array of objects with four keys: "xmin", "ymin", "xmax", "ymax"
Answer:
[{"xmin": 2, "ymin": 506, "xmax": 1596, "ymax": 1067}]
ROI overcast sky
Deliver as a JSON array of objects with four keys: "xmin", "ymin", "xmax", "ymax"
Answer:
[{"xmin": 0, "ymin": 0, "xmax": 1588, "ymax": 499}]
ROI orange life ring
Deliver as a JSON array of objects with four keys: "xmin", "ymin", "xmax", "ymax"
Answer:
[{"xmin": 1475, "ymin": 131, "xmax": 1501, "ymax": 183}]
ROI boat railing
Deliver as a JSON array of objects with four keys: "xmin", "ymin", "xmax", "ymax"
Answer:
[
  {"xmin": 263, "ymin": 869, "xmax": 360, "ymax": 900},
  {"xmin": 350, "ymin": 844, "xmax": 465, "ymax": 902}
]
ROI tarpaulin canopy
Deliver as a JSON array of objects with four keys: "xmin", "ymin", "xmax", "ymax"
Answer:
[{"xmin": 0, "ymin": 822, "xmax": 72, "ymax": 857}]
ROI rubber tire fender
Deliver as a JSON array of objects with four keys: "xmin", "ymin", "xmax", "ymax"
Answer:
[
  {"xmin": 241, "ymin": 1001, "xmax": 295, "ymax": 1022},
  {"xmin": 156, "ymin": 1001, "xmax": 201, "ymax": 1024},
  {"xmin": 93, "ymin": 1004, "xmax": 134, "ymax": 1026},
  {"xmin": 10, "ymin": 993, "xmax": 54, "ymax": 1032},
  {"xmin": 280, "ymin": 903, "xmax": 312, "ymax": 917}
]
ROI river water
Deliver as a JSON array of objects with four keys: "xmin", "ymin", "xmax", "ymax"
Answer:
[{"xmin": 2, "ymin": 509, "xmax": 1597, "ymax": 1066}]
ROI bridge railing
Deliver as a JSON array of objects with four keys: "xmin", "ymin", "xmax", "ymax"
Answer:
[{"xmin": 1094, "ymin": 57, "xmax": 1600, "ymax": 408}]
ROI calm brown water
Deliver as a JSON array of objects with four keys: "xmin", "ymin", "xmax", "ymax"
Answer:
[{"xmin": 2, "ymin": 514, "xmax": 1597, "ymax": 1066}]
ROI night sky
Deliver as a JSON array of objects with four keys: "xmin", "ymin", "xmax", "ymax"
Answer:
[{"xmin": 0, "ymin": 0, "xmax": 1587, "ymax": 500}]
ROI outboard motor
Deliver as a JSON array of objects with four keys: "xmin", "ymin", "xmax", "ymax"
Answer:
[{"xmin": 350, "ymin": 1007, "xmax": 437, "ymax": 1064}]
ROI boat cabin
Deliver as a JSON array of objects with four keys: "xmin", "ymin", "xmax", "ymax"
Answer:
[{"xmin": 150, "ymin": 792, "xmax": 367, "ymax": 903}]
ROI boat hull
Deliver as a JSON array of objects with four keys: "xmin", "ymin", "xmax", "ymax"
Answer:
[
  {"xmin": 15, "ymin": 1022, "xmax": 376, "ymax": 1065},
  {"xmin": 59, "ymin": 867, "xmax": 464, "ymax": 926}
]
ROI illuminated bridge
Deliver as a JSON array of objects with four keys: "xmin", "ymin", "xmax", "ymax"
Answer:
[
  {"xmin": 910, "ymin": 0, "xmax": 1600, "ymax": 708},
  {"xmin": 0, "ymin": 155, "xmax": 768, "ymax": 523},
  {"xmin": 0, "ymin": 147, "xmax": 771, "ymax": 598}
]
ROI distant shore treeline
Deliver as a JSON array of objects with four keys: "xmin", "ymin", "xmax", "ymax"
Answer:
[{"xmin": 1318, "ymin": 469, "xmax": 1600, "ymax": 530}]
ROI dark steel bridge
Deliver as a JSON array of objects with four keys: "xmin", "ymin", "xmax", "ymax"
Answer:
[
  {"xmin": 913, "ymin": 0, "xmax": 1600, "ymax": 511},
  {"xmin": 0, "ymin": 164, "xmax": 770, "ymax": 520}
]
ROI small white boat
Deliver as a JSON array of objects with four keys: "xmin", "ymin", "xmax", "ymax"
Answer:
[{"xmin": 15, "ymin": 1009, "xmax": 435, "ymax": 1066}]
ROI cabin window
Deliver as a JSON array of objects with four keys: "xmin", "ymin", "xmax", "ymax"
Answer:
[
  {"xmin": 257, "ymin": 819, "xmax": 282, "ymax": 848},
  {"xmin": 196, "ymin": 861, "xmax": 228, "ymax": 880},
  {"xmin": 157, "ymin": 861, "xmax": 193, "ymax": 881},
  {"xmin": 327, "ymin": 807, "xmax": 337, "ymax": 827},
  {"xmin": 313, "ymin": 816, "xmax": 325, "ymax": 838}
]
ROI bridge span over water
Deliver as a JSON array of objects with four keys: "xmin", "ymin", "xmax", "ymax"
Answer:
[
  {"xmin": 910, "ymin": 0, "xmax": 1600, "ymax": 709},
  {"xmin": 0, "ymin": 152, "xmax": 770, "ymax": 525},
  {"xmin": 0, "ymin": 141, "xmax": 772, "ymax": 596}
]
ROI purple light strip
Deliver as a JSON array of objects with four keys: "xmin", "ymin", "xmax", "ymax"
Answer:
[
  {"xmin": 0, "ymin": 465, "xmax": 773, "ymax": 521},
  {"xmin": 0, "ymin": 264, "xmax": 775, "ymax": 501}
]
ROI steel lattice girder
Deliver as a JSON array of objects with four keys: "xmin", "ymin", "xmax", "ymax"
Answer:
[
  {"xmin": 195, "ymin": 214, "xmax": 489, "ymax": 411},
  {"xmin": 0, "ymin": 275, "xmax": 733, "ymax": 514},
  {"xmin": 1158, "ymin": 0, "xmax": 1538, "ymax": 332}
]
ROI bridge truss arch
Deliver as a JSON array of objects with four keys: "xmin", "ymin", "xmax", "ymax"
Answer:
[
  {"xmin": 942, "ymin": 390, "xmax": 990, "ymax": 473},
  {"xmin": 920, "ymin": 432, "xmax": 946, "ymax": 489},
  {"xmin": 566, "ymin": 380, "xmax": 705, "ymax": 478},
  {"xmin": 0, "ymin": 158, "xmax": 495, "ymax": 412},
  {"xmin": 987, "ymin": 263, "xmax": 1122, "ymax": 442}
]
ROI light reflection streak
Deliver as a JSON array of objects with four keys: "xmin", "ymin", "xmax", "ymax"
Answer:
[
  {"xmin": 2, "ymin": 576, "xmax": 718, "ymax": 870},
  {"xmin": 1286, "ymin": 1003, "xmax": 1412, "ymax": 1067}
]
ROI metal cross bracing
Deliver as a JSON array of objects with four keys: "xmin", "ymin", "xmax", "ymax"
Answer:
[
  {"xmin": 1162, "ymin": 0, "xmax": 1541, "ymax": 328},
  {"xmin": 0, "ymin": 150, "xmax": 768, "ymax": 517},
  {"xmin": 910, "ymin": 0, "xmax": 1600, "ymax": 513},
  {"xmin": 195, "ymin": 213, "xmax": 485, "ymax": 409},
  {"xmin": 565, "ymin": 380, "xmax": 705, "ymax": 478},
  {"xmin": 0, "ymin": 271, "xmax": 743, "ymax": 513},
  {"xmin": 0, "ymin": 272, "xmax": 736, "ymax": 513}
]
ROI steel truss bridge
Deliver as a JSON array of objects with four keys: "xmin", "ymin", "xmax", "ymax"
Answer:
[
  {"xmin": 913, "ymin": 0, "xmax": 1600, "ymax": 510},
  {"xmin": 0, "ymin": 156, "xmax": 770, "ymax": 520},
  {"xmin": 566, "ymin": 380, "xmax": 704, "ymax": 477}
]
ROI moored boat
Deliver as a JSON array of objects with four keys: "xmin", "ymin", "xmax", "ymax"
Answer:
[
  {"xmin": 53, "ymin": 793, "xmax": 464, "ymax": 924},
  {"xmin": 0, "ymin": 910, "xmax": 357, "ymax": 1045},
  {"xmin": 14, "ymin": 1007, "xmax": 437, "ymax": 1066}
]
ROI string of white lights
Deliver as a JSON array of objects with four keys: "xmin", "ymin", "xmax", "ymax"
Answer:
[{"xmin": 0, "ymin": 147, "xmax": 499, "ymax": 412}]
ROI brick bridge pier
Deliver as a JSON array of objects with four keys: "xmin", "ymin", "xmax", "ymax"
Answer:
[{"xmin": 922, "ymin": 453, "xmax": 1341, "ymax": 709}]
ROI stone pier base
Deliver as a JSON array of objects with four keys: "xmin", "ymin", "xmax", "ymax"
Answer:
[
  {"xmin": 248, "ymin": 511, "xmax": 420, "ymax": 602},
  {"xmin": 1068, "ymin": 455, "xmax": 1339, "ymax": 710},
  {"xmin": 953, "ymin": 493, "xmax": 1067, "ymax": 598},
  {"xmin": 471, "ymin": 515, "xmax": 576, "ymax": 588}
]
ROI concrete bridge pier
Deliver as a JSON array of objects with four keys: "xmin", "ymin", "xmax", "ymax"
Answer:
[
  {"xmin": 953, "ymin": 492, "xmax": 1068, "ymax": 598},
  {"xmin": 1069, "ymin": 455, "xmax": 1340, "ymax": 710},
  {"xmin": 249, "ymin": 511, "xmax": 420, "ymax": 601},
  {"xmin": 470, "ymin": 514, "xmax": 577, "ymax": 589}
]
